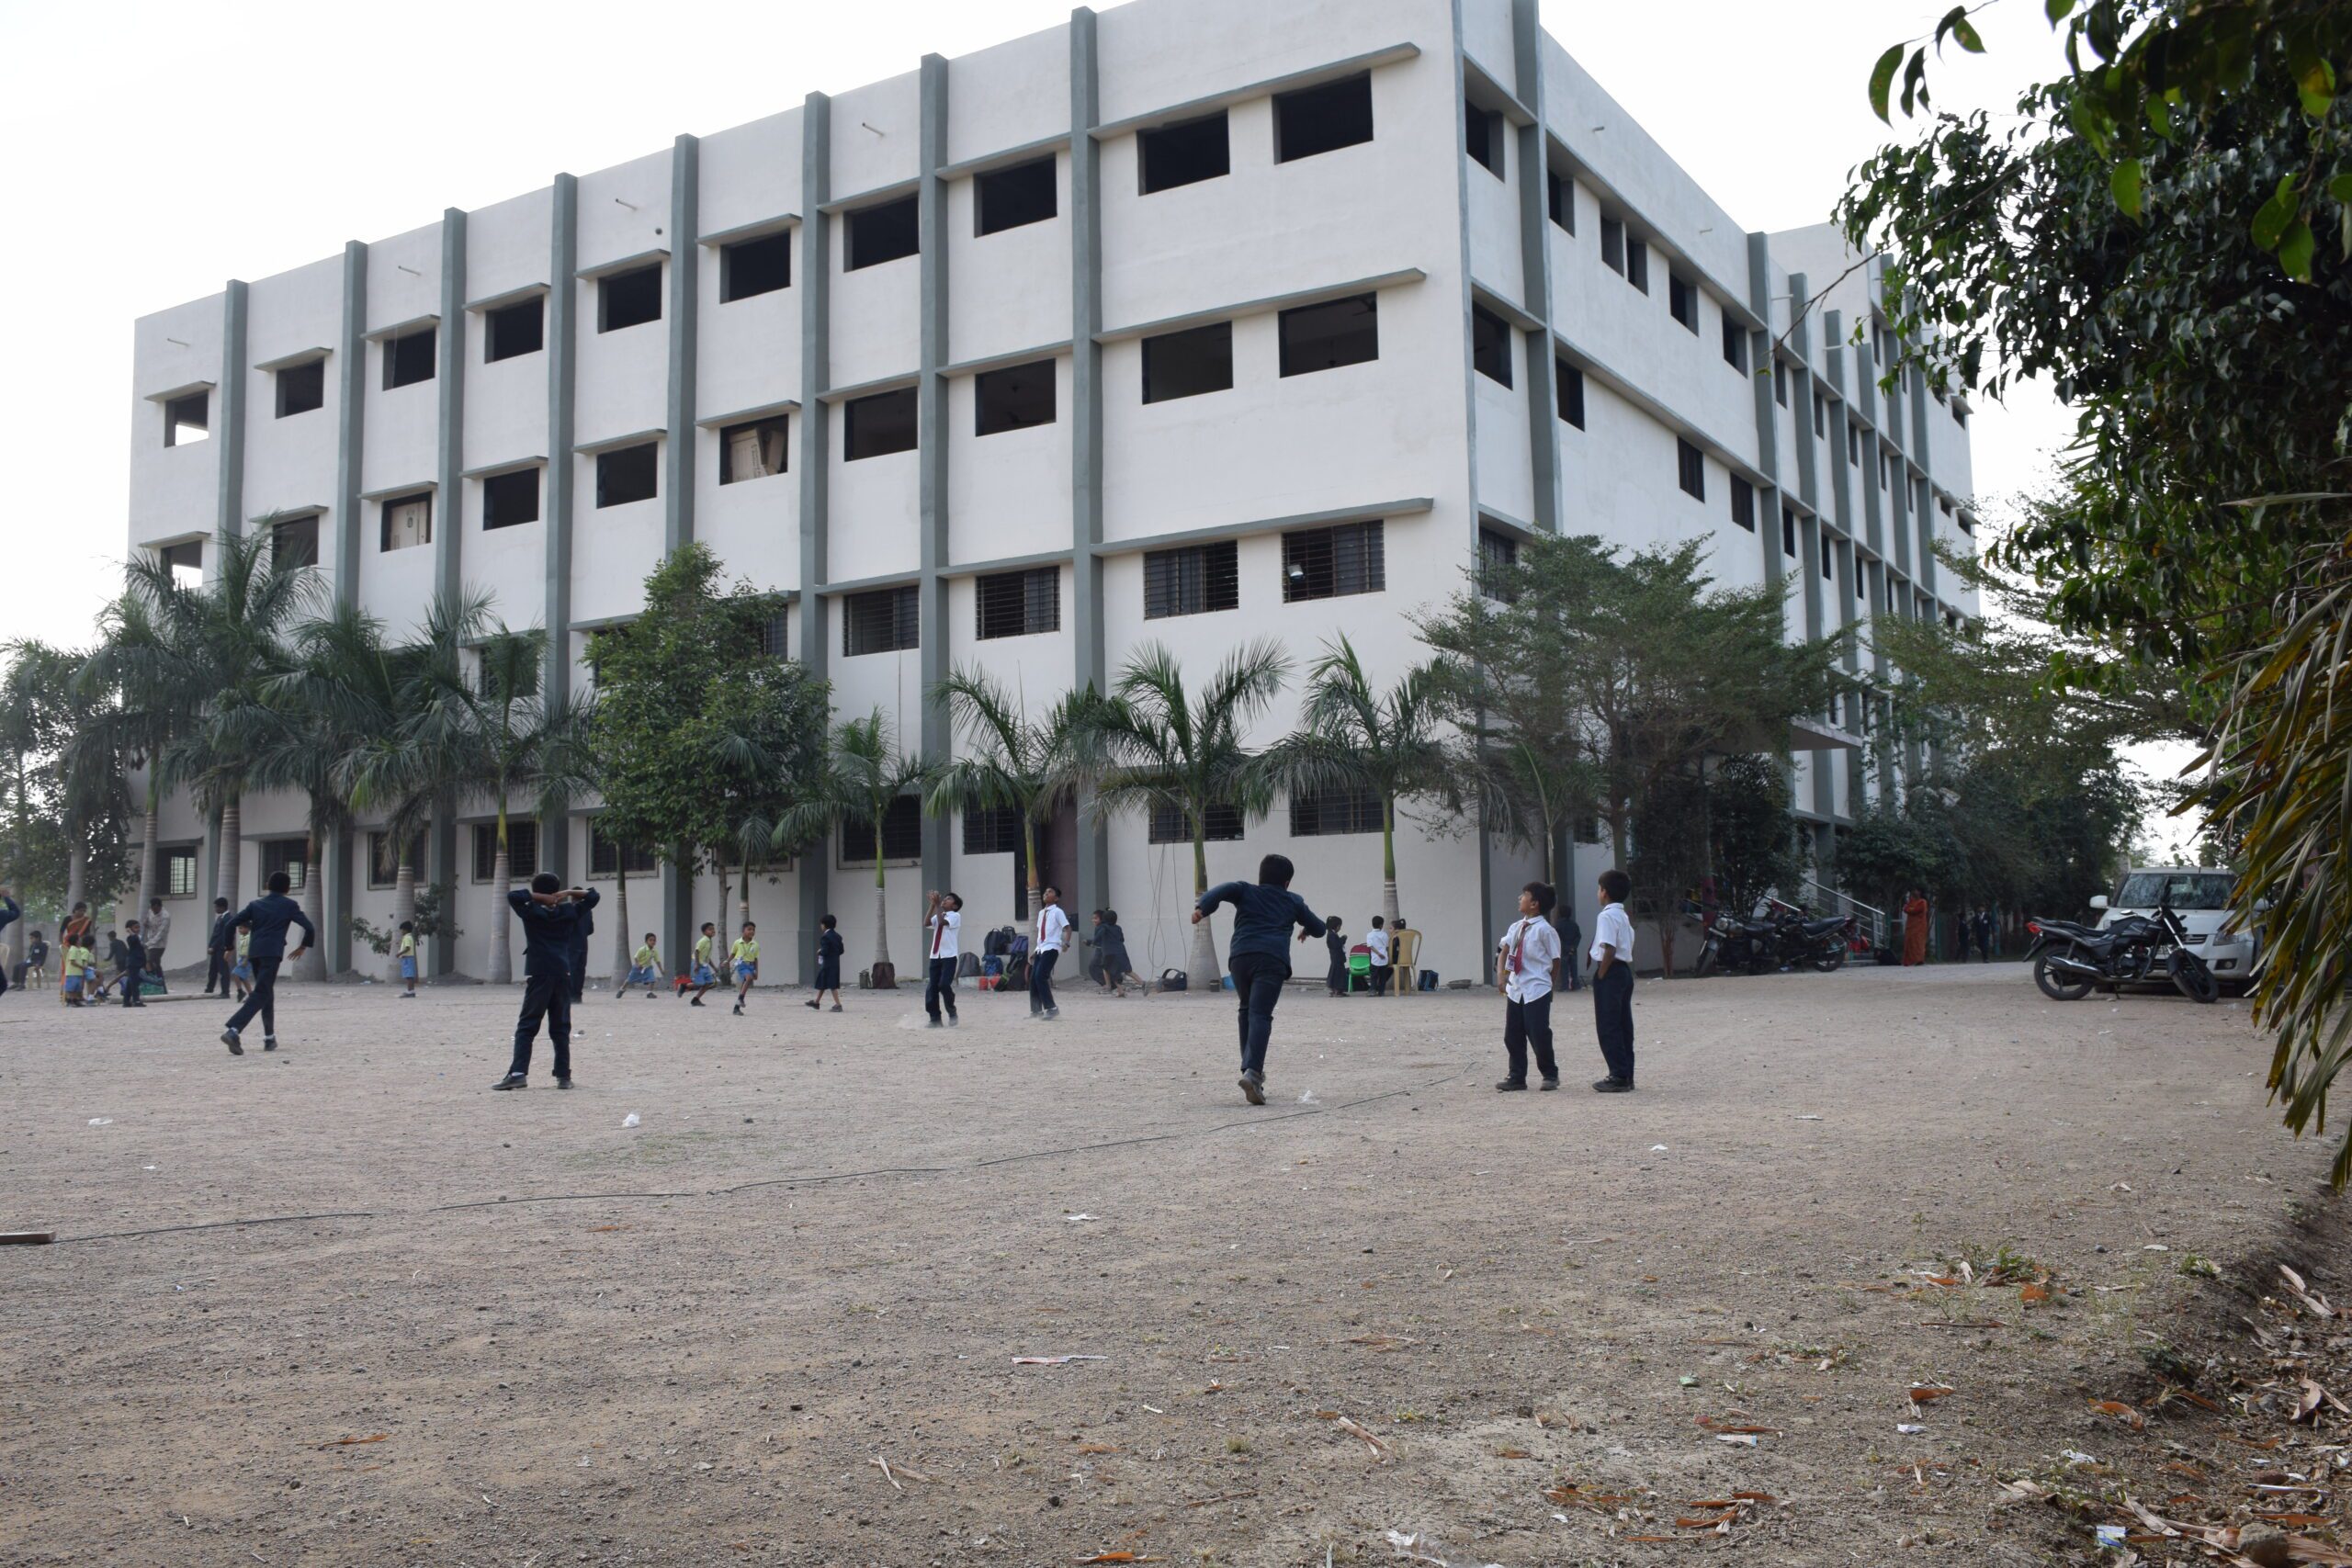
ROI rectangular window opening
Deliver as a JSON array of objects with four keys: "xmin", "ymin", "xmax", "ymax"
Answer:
[
  {"xmin": 962, "ymin": 805, "xmax": 1023, "ymax": 856},
  {"xmin": 275, "ymin": 359, "xmax": 324, "ymax": 419},
  {"xmin": 481, "ymin": 468, "xmax": 539, "ymax": 529},
  {"xmin": 842, "ymin": 585, "xmax": 920, "ymax": 657},
  {"xmin": 471, "ymin": 819, "xmax": 539, "ymax": 883},
  {"xmin": 1773, "ymin": 359, "xmax": 1789, "ymax": 408},
  {"xmin": 1138, "ymin": 111, "xmax": 1228, "ymax": 194},
  {"xmin": 843, "ymin": 386, "xmax": 918, "ymax": 459},
  {"xmin": 271, "ymin": 513, "xmax": 320, "ymax": 569},
  {"xmin": 845, "ymin": 196, "xmax": 920, "ymax": 270},
  {"xmin": 1677, "ymin": 438, "xmax": 1705, "ymax": 502},
  {"xmin": 842, "ymin": 795, "xmax": 923, "ymax": 864},
  {"xmin": 1722, "ymin": 315, "xmax": 1748, "ymax": 372},
  {"xmin": 720, "ymin": 230, "xmax": 792, "ymax": 300},
  {"xmin": 1143, "ymin": 540, "xmax": 1238, "ymax": 619},
  {"xmin": 1471, "ymin": 304, "xmax": 1512, "ymax": 388},
  {"xmin": 1274, "ymin": 72, "xmax": 1373, "ymax": 163},
  {"xmin": 1729, "ymin": 475, "xmax": 1756, "ymax": 532},
  {"xmin": 975, "ymin": 157, "xmax": 1057, "ymax": 235},
  {"xmin": 1624, "ymin": 237, "xmax": 1648, "ymax": 294},
  {"xmin": 260, "ymin": 839, "xmax": 309, "ymax": 892},
  {"xmin": 164, "ymin": 390, "xmax": 209, "ymax": 446},
  {"xmin": 1600, "ymin": 216, "xmax": 1624, "ymax": 275},
  {"xmin": 719, "ymin": 417, "xmax": 789, "ymax": 483},
  {"xmin": 1555, "ymin": 359, "xmax": 1585, "ymax": 428},
  {"xmin": 160, "ymin": 538, "xmax": 202, "ymax": 582},
  {"xmin": 976, "ymin": 567, "xmax": 1060, "ymax": 640},
  {"xmin": 974, "ymin": 360, "xmax": 1057, "ymax": 435},
  {"xmin": 379, "ymin": 492, "xmax": 431, "ymax": 552},
  {"xmin": 1281, "ymin": 520, "xmax": 1385, "ymax": 604},
  {"xmin": 596, "ymin": 442, "xmax": 659, "ymax": 508},
  {"xmin": 1545, "ymin": 168, "xmax": 1575, "ymax": 233},
  {"xmin": 384, "ymin": 327, "xmax": 435, "ymax": 389},
  {"xmin": 589, "ymin": 823, "xmax": 659, "ymax": 877},
  {"xmin": 1477, "ymin": 526, "xmax": 1519, "ymax": 603},
  {"xmin": 1290, "ymin": 784, "xmax": 1383, "ymax": 837},
  {"xmin": 1814, "ymin": 390, "xmax": 1827, "ymax": 439},
  {"xmin": 485, "ymin": 297, "xmax": 544, "ymax": 361},
  {"xmin": 1277, "ymin": 293, "xmax": 1377, "ymax": 377},
  {"xmin": 1464, "ymin": 100, "xmax": 1501, "ymax": 176},
  {"xmin": 598, "ymin": 263, "xmax": 663, "ymax": 333},
  {"xmin": 164, "ymin": 843, "xmax": 199, "ymax": 897},
  {"xmin": 1781, "ymin": 506, "xmax": 1798, "ymax": 558},
  {"xmin": 1149, "ymin": 802, "xmax": 1243, "ymax": 844},
  {"xmin": 1141, "ymin": 321, "xmax": 1232, "ymax": 403},
  {"xmin": 1669, "ymin": 274, "xmax": 1699, "ymax": 333},
  {"xmin": 755, "ymin": 605, "xmax": 790, "ymax": 660}
]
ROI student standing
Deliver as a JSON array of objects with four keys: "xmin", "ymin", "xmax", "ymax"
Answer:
[
  {"xmin": 119, "ymin": 920, "xmax": 149, "ymax": 1007},
  {"xmin": 1558, "ymin": 905, "xmax": 1584, "ymax": 992},
  {"xmin": 220, "ymin": 870, "xmax": 317, "ymax": 1055},
  {"xmin": 805, "ymin": 915, "xmax": 844, "ymax": 1011},
  {"xmin": 397, "ymin": 921, "xmax": 419, "ymax": 997},
  {"xmin": 1364, "ymin": 915, "xmax": 1392, "ymax": 996},
  {"xmin": 922, "ymin": 892, "xmax": 962, "ymax": 1027},
  {"xmin": 1195, "ymin": 854, "xmax": 1327, "ymax": 1106},
  {"xmin": 0, "ymin": 886, "xmax": 17, "ymax": 998},
  {"xmin": 1324, "ymin": 918, "xmax": 1350, "ymax": 997},
  {"xmin": 204, "ymin": 897, "xmax": 234, "ymax": 995},
  {"xmin": 143, "ymin": 897, "xmax": 172, "ymax": 992},
  {"xmin": 1973, "ymin": 907, "xmax": 1996, "ymax": 963},
  {"xmin": 625, "ymin": 933, "xmax": 660, "ymax": 998},
  {"xmin": 493, "ymin": 874, "xmax": 598, "ymax": 1090},
  {"xmin": 1589, "ymin": 868, "xmax": 1636, "ymax": 1093},
  {"xmin": 27, "ymin": 930, "xmax": 48, "ymax": 989},
  {"xmin": 729, "ymin": 922, "xmax": 760, "ymax": 1016},
  {"xmin": 1030, "ymin": 886, "xmax": 1070, "ymax": 1021},
  {"xmin": 1495, "ymin": 882, "xmax": 1562, "ymax": 1090},
  {"xmin": 62, "ymin": 937, "xmax": 89, "ymax": 1007},
  {"xmin": 685, "ymin": 922, "xmax": 718, "ymax": 1007}
]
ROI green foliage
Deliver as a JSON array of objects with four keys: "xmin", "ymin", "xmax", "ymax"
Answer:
[
  {"xmin": 925, "ymin": 667, "xmax": 1092, "ymax": 915},
  {"xmin": 1834, "ymin": 797, "xmax": 1967, "ymax": 916},
  {"xmin": 1707, "ymin": 754, "xmax": 1803, "ymax": 919},
  {"xmin": 348, "ymin": 884, "xmax": 459, "ymax": 957},
  {"xmin": 0, "ymin": 640, "xmax": 132, "ymax": 912}
]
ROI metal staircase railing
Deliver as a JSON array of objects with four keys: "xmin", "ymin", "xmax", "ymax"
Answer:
[{"xmin": 1801, "ymin": 877, "xmax": 1887, "ymax": 949}]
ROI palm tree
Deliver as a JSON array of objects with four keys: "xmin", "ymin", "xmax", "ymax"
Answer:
[
  {"xmin": 1260, "ymin": 636, "xmax": 1447, "ymax": 927},
  {"xmin": 74, "ymin": 597, "xmax": 180, "ymax": 916},
  {"xmin": 775, "ymin": 710, "xmax": 933, "ymax": 986},
  {"xmin": 925, "ymin": 667, "xmax": 1094, "ymax": 920},
  {"xmin": 392, "ymin": 617, "xmax": 593, "ymax": 983},
  {"xmin": 1083, "ymin": 639, "xmax": 1290, "ymax": 989}
]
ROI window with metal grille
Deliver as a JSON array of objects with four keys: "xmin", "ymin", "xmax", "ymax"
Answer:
[
  {"xmin": 1781, "ymin": 506, "xmax": 1798, "ymax": 558},
  {"xmin": 719, "ymin": 416, "xmax": 788, "ymax": 483},
  {"xmin": 276, "ymin": 357, "xmax": 324, "ymax": 418},
  {"xmin": 589, "ymin": 823, "xmax": 659, "ymax": 877},
  {"xmin": 597, "ymin": 443, "xmax": 658, "ymax": 507},
  {"xmin": 1277, "ymin": 294, "xmax": 1377, "ymax": 377},
  {"xmin": 1573, "ymin": 816, "xmax": 1603, "ymax": 845},
  {"xmin": 1668, "ymin": 274, "xmax": 1698, "ymax": 333},
  {"xmin": 482, "ymin": 468, "xmax": 538, "ymax": 528},
  {"xmin": 842, "ymin": 795, "xmax": 923, "ymax": 865},
  {"xmin": 1141, "ymin": 322, "xmax": 1231, "ymax": 403},
  {"xmin": 471, "ymin": 819, "xmax": 539, "ymax": 883},
  {"xmin": 1273, "ymin": 73, "xmax": 1373, "ymax": 163},
  {"xmin": 977, "ymin": 568, "xmax": 1059, "ymax": 639},
  {"xmin": 846, "ymin": 196, "xmax": 919, "ymax": 269},
  {"xmin": 977, "ymin": 157, "xmax": 1057, "ymax": 234},
  {"xmin": 384, "ymin": 327, "xmax": 435, "ymax": 389},
  {"xmin": 1148, "ymin": 802, "xmax": 1243, "ymax": 844},
  {"xmin": 260, "ymin": 838, "xmax": 309, "ymax": 892},
  {"xmin": 962, "ymin": 805, "xmax": 1023, "ymax": 855},
  {"xmin": 842, "ymin": 585, "xmax": 920, "ymax": 656},
  {"xmin": 1721, "ymin": 315, "xmax": 1747, "ymax": 372},
  {"xmin": 1728, "ymin": 476, "xmax": 1755, "ymax": 532},
  {"xmin": 1546, "ymin": 168, "xmax": 1574, "ymax": 232},
  {"xmin": 1555, "ymin": 359, "xmax": 1584, "ymax": 428},
  {"xmin": 164, "ymin": 844, "xmax": 198, "ymax": 897},
  {"xmin": 755, "ymin": 605, "xmax": 789, "ymax": 660},
  {"xmin": 1471, "ymin": 305, "xmax": 1511, "ymax": 387},
  {"xmin": 599, "ymin": 264, "xmax": 662, "ymax": 333},
  {"xmin": 1143, "ymin": 540, "xmax": 1238, "ymax": 619},
  {"xmin": 720, "ymin": 230, "xmax": 791, "ymax": 300},
  {"xmin": 1677, "ymin": 439, "xmax": 1705, "ymax": 502},
  {"xmin": 1282, "ymin": 521, "xmax": 1384, "ymax": 603},
  {"xmin": 844, "ymin": 387, "xmax": 918, "ymax": 459},
  {"xmin": 1477, "ymin": 526, "xmax": 1519, "ymax": 603},
  {"xmin": 1290, "ymin": 785, "xmax": 1382, "ymax": 837},
  {"xmin": 367, "ymin": 831, "xmax": 421, "ymax": 890},
  {"xmin": 1464, "ymin": 99, "xmax": 1501, "ymax": 176},
  {"xmin": 975, "ymin": 360, "xmax": 1056, "ymax": 434},
  {"xmin": 1138, "ymin": 112, "xmax": 1229, "ymax": 193},
  {"xmin": 486, "ymin": 297, "xmax": 544, "ymax": 360},
  {"xmin": 273, "ymin": 513, "xmax": 321, "ymax": 568}
]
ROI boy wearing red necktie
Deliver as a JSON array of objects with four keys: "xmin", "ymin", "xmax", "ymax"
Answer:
[{"xmin": 1496, "ymin": 881, "xmax": 1564, "ymax": 1091}]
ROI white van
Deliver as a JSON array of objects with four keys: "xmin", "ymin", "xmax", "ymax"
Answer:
[{"xmin": 2091, "ymin": 866, "xmax": 2259, "ymax": 990}]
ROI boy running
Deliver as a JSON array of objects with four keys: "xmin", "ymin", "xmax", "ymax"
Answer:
[
  {"xmin": 492, "ymin": 874, "xmax": 598, "ymax": 1090},
  {"xmin": 397, "ymin": 921, "xmax": 419, "ymax": 998},
  {"xmin": 220, "ymin": 869, "xmax": 316, "ymax": 1055},
  {"xmin": 806, "ymin": 915, "xmax": 843, "ymax": 1011},
  {"xmin": 923, "ymin": 891, "xmax": 962, "ymax": 1026},
  {"xmin": 685, "ymin": 922, "xmax": 718, "ymax": 1007},
  {"xmin": 626, "ymin": 933, "xmax": 660, "ymax": 998},
  {"xmin": 1194, "ymin": 854, "xmax": 1328, "ymax": 1105},
  {"xmin": 1494, "ymin": 881, "xmax": 1562, "ymax": 1091},
  {"xmin": 730, "ymin": 922, "xmax": 760, "ymax": 1015}
]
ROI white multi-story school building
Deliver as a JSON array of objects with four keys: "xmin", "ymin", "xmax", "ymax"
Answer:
[{"xmin": 125, "ymin": 0, "xmax": 1980, "ymax": 986}]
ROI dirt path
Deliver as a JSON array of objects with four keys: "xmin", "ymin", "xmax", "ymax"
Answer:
[{"xmin": 0, "ymin": 963, "xmax": 2339, "ymax": 1566}]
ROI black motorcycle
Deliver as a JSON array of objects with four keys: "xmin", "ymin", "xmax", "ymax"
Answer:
[
  {"xmin": 1696, "ymin": 906, "xmax": 1854, "ymax": 976},
  {"xmin": 2025, "ymin": 898, "xmax": 2217, "ymax": 1003}
]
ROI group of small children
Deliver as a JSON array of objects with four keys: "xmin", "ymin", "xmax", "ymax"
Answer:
[
  {"xmin": 18, "ymin": 892, "xmax": 157, "ymax": 1010},
  {"xmin": 626, "ymin": 919, "xmax": 774, "ymax": 1014}
]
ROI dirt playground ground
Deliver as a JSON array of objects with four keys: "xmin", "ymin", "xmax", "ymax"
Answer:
[{"xmin": 2, "ymin": 961, "xmax": 2345, "ymax": 1567}]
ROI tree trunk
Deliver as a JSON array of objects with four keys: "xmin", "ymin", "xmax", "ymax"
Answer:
[
  {"xmin": 64, "ymin": 841, "xmax": 86, "ymax": 924},
  {"xmin": 486, "ymin": 803, "xmax": 513, "ymax": 984},
  {"xmin": 1023, "ymin": 818, "xmax": 1041, "ymax": 919},
  {"xmin": 138, "ymin": 795, "xmax": 160, "ymax": 920},
  {"xmin": 1187, "ymin": 824, "xmax": 1219, "ymax": 988},
  {"xmin": 288, "ymin": 827, "xmax": 326, "ymax": 980},
  {"xmin": 612, "ymin": 858, "xmax": 633, "ymax": 985},
  {"xmin": 392, "ymin": 854, "xmax": 416, "ymax": 986},
  {"xmin": 739, "ymin": 858, "xmax": 752, "ymax": 932},
  {"xmin": 1380, "ymin": 797, "xmax": 1401, "ymax": 926},
  {"xmin": 218, "ymin": 795, "xmax": 243, "ymax": 908},
  {"xmin": 871, "ymin": 843, "xmax": 894, "ymax": 982}
]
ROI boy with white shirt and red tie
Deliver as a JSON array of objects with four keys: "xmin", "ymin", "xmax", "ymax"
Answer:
[
  {"xmin": 1495, "ymin": 880, "xmax": 1564, "ymax": 1090},
  {"xmin": 1030, "ymin": 886, "xmax": 1070, "ymax": 1021},
  {"xmin": 923, "ymin": 890, "xmax": 962, "ymax": 1028}
]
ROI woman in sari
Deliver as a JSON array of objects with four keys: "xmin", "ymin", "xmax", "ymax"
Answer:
[{"xmin": 1902, "ymin": 889, "xmax": 1930, "ymax": 966}]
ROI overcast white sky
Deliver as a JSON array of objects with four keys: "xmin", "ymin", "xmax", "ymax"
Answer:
[{"xmin": 0, "ymin": 0, "xmax": 2078, "ymax": 653}]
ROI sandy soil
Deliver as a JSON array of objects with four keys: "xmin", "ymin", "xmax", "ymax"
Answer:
[{"xmin": 0, "ymin": 961, "xmax": 2342, "ymax": 1567}]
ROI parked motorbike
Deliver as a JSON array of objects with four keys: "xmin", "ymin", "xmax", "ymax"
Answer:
[
  {"xmin": 1695, "ymin": 904, "xmax": 1855, "ymax": 976},
  {"xmin": 2025, "ymin": 898, "xmax": 2217, "ymax": 1003}
]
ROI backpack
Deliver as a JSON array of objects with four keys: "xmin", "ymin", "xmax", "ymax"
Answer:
[{"xmin": 1159, "ymin": 967, "xmax": 1188, "ymax": 993}]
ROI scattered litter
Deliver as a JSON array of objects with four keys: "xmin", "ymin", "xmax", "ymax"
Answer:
[
  {"xmin": 2059, "ymin": 1450, "xmax": 2099, "ymax": 1467},
  {"xmin": 2142, "ymin": 1244, "xmax": 2168, "ymax": 1252},
  {"xmin": 86, "ymin": 1118, "xmax": 112, "ymax": 1127},
  {"xmin": 2279, "ymin": 1264, "xmax": 2340, "ymax": 1319},
  {"xmin": 1715, "ymin": 1433, "xmax": 1758, "ymax": 1446},
  {"xmin": 317, "ymin": 1433, "xmax": 388, "ymax": 1449},
  {"xmin": 1333, "ymin": 1416, "xmax": 1390, "ymax": 1457},
  {"xmin": 1679, "ymin": 1376, "xmax": 1699, "ymax": 1388},
  {"xmin": 1896, "ymin": 1423, "xmax": 1927, "ymax": 1435},
  {"xmin": 1794, "ymin": 1114, "xmax": 1822, "ymax": 1121},
  {"xmin": 2088, "ymin": 1399, "xmax": 2145, "ymax": 1432},
  {"xmin": 2096, "ymin": 1524, "xmax": 2127, "ymax": 1550},
  {"xmin": 1907, "ymin": 1384, "xmax": 1954, "ymax": 1404},
  {"xmin": 870, "ymin": 1453, "xmax": 933, "ymax": 1489},
  {"xmin": 1141, "ymin": 1404, "xmax": 1164, "ymax": 1415},
  {"xmin": 1013, "ymin": 1355, "xmax": 1106, "ymax": 1367},
  {"xmin": 621, "ymin": 1112, "xmax": 640, "ymax": 1129},
  {"xmin": 1297, "ymin": 1090, "xmax": 1317, "ymax": 1104},
  {"xmin": 1066, "ymin": 1213, "xmax": 1098, "ymax": 1224},
  {"xmin": 1650, "ymin": 1145, "xmax": 1668, "ymax": 1153}
]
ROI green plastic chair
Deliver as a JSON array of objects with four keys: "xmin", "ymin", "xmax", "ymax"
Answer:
[{"xmin": 1346, "ymin": 950, "xmax": 1373, "ymax": 993}]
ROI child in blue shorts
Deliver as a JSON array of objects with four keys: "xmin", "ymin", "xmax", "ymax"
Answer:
[
  {"xmin": 684, "ymin": 922, "xmax": 718, "ymax": 1007},
  {"xmin": 398, "ymin": 921, "xmax": 419, "ymax": 998},
  {"xmin": 626, "ymin": 933, "xmax": 660, "ymax": 998}
]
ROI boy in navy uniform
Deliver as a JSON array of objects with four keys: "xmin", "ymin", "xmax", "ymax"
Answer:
[
  {"xmin": 494, "ymin": 874, "xmax": 599, "ymax": 1090},
  {"xmin": 1194, "ymin": 854, "xmax": 1329, "ymax": 1105},
  {"xmin": 220, "ymin": 871, "xmax": 317, "ymax": 1055}
]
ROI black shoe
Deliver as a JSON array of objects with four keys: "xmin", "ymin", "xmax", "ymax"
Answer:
[
  {"xmin": 732, "ymin": 1003, "xmax": 743, "ymax": 1016},
  {"xmin": 263, "ymin": 1037, "xmax": 277, "ymax": 1052},
  {"xmin": 804, "ymin": 998, "xmax": 820, "ymax": 1010},
  {"xmin": 492, "ymin": 1075, "xmax": 526, "ymax": 1090},
  {"xmin": 1539, "ymin": 1077, "xmax": 1560, "ymax": 1091},
  {"xmin": 221, "ymin": 1028, "xmax": 243, "ymax": 1055},
  {"xmin": 945, "ymin": 1013, "xmax": 958, "ymax": 1026},
  {"xmin": 1592, "ymin": 1077, "xmax": 1634, "ymax": 1093},
  {"xmin": 556, "ymin": 1077, "xmax": 573, "ymax": 1089},
  {"xmin": 925, "ymin": 1017, "xmax": 942, "ymax": 1029},
  {"xmin": 1238, "ymin": 1070, "xmax": 1266, "ymax": 1106},
  {"xmin": 690, "ymin": 996, "xmax": 705, "ymax": 1007},
  {"xmin": 1495, "ymin": 1078, "xmax": 1527, "ymax": 1092}
]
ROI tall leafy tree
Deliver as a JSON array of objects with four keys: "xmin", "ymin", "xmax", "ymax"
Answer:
[
  {"xmin": 1258, "ymin": 636, "xmax": 1448, "ymax": 927},
  {"xmin": 1081, "ymin": 639, "xmax": 1291, "ymax": 988},
  {"xmin": 774, "ymin": 711, "xmax": 933, "ymax": 985},
  {"xmin": 4, "ymin": 642, "xmax": 131, "ymax": 920},
  {"xmin": 926, "ymin": 667, "xmax": 1093, "ymax": 920}
]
